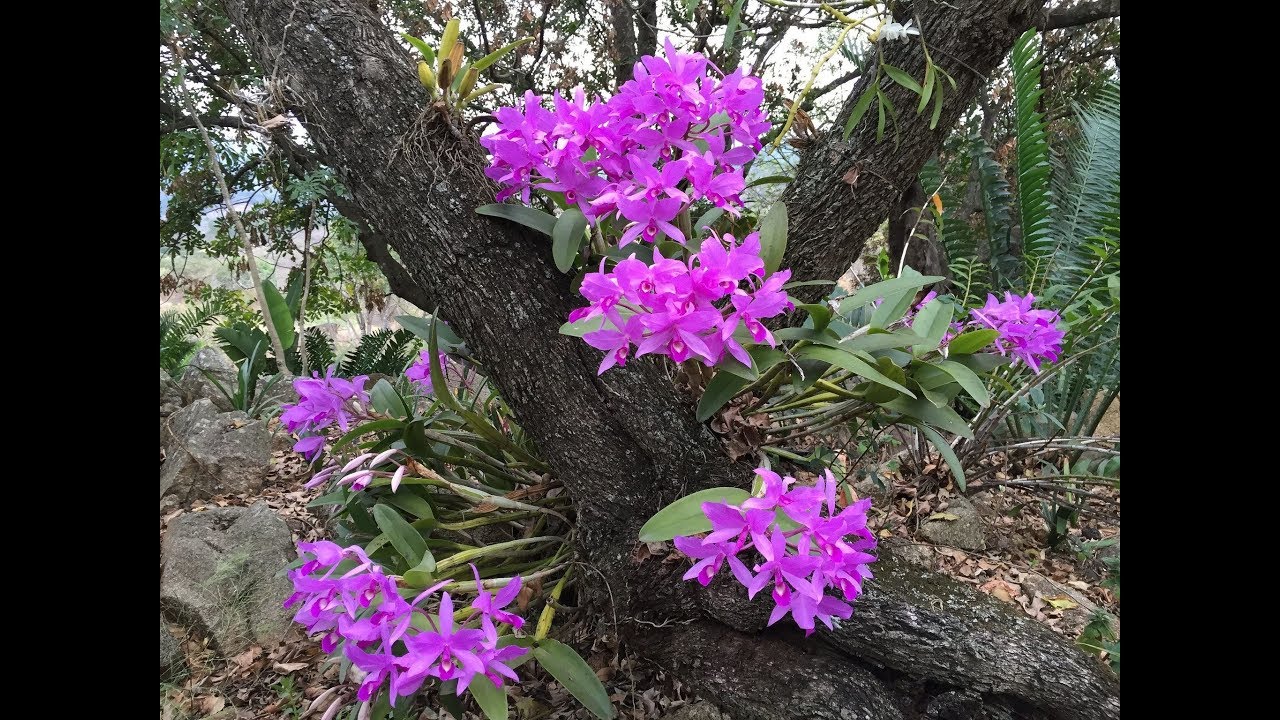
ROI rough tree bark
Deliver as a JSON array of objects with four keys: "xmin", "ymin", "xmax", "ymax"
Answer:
[
  {"xmin": 887, "ymin": 179, "xmax": 949, "ymax": 282},
  {"xmin": 218, "ymin": 1, "xmax": 1119, "ymax": 717}
]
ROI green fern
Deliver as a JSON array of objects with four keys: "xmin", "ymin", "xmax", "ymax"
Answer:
[
  {"xmin": 1012, "ymin": 28, "xmax": 1056, "ymax": 291},
  {"xmin": 1049, "ymin": 82, "xmax": 1120, "ymax": 294},
  {"xmin": 299, "ymin": 327, "xmax": 338, "ymax": 373},
  {"xmin": 339, "ymin": 329, "xmax": 421, "ymax": 377},
  {"xmin": 160, "ymin": 300, "xmax": 225, "ymax": 376}
]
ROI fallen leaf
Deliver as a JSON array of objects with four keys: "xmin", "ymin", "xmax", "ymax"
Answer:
[
  {"xmin": 231, "ymin": 645, "xmax": 261, "ymax": 670},
  {"xmin": 1046, "ymin": 595, "xmax": 1078, "ymax": 610},
  {"xmin": 199, "ymin": 695, "xmax": 225, "ymax": 714},
  {"xmin": 979, "ymin": 579, "xmax": 1020, "ymax": 604},
  {"xmin": 274, "ymin": 662, "xmax": 309, "ymax": 673},
  {"xmin": 926, "ymin": 512, "xmax": 960, "ymax": 522}
]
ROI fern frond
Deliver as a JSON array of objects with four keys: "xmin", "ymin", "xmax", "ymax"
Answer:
[{"xmin": 1012, "ymin": 28, "xmax": 1056, "ymax": 291}]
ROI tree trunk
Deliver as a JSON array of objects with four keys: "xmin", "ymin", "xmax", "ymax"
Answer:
[
  {"xmin": 887, "ymin": 179, "xmax": 949, "ymax": 282},
  {"xmin": 219, "ymin": 1, "xmax": 1119, "ymax": 716},
  {"xmin": 607, "ymin": 0, "xmax": 656, "ymax": 86}
]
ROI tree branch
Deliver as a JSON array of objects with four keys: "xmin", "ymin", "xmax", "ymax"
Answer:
[
  {"xmin": 780, "ymin": 0, "xmax": 1046, "ymax": 304},
  {"xmin": 1044, "ymin": 0, "xmax": 1120, "ymax": 30}
]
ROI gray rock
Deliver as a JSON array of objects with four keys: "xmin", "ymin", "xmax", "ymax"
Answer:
[
  {"xmin": 180, "ymin": 346, "xmax": 239, "ymax": 411},
  {"xmin": 664, "ymin": 701, "xmax": 726, "ymax": 720},
  {"xmin": 918, "ymin": 495, "xmax": 987, "ymax": 551},
  {"xmin": 161, "ymin": 369, "xmax": 185, "ymax": 417},
  {"xmin": 160, "ymin": 399, "xmax": 270, "ymax": 505},
  {"xmin": 887, "ymin": 540, "xmax": 934, "ymax": 569},
  {"xmin": 160, "ymin": 502, "xmax": 294, "ymax": 654},
  {"xmin": 160, "ymin": 615, "xmax": 184, "ymax": 677},
  {"xmin": 255, "ymin": 373, "xmax": 298, "ymax": 410},
  {"xmin": 854, "ymin": 477, "xmax": 894, "ymax": 508}
]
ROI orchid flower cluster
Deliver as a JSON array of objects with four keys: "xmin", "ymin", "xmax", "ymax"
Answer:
[
  {"xmin": 674, "ymin": 468, "xmax": 876, "ymax": 635},
  {"xmin": 304, "ymin": 447, "xmax": 408, "ymax": 492},
  {"xmin": 480, "ymin": 42, "xmax": 785, "ymax": 372},
  {"xmin": 968, "ymin": 292, "xmax": 1065, "ymax": 373},
  {"xmin": 480, "ymin": 39, "xmax": 769, "ymax": 236},
  {"xmin": 576, "ymin": 231, "xmax": 793, "ymax": 373},
  {"xmin": 280, "ymin": 366, "xmax": 373, "ymax": 462},
  {"xmin": 285, "ymin": 541, "xmax": 528, "ymax": 705},
  {"xmin": 404, "ymin": 349, "xmax": 451, "ymax": 394},
  {"xmin": 899, "ymin": 290, "xmax": 1065, "ymax": 373}
]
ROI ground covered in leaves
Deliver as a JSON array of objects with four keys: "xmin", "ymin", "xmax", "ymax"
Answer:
[{"xmin": 160, "ymin": 420, "xmax": 1119, "ymax": 719}]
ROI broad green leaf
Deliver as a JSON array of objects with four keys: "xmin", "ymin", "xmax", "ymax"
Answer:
[
  {"xmin": 496, "ymin": 635, "xmax": 537, "ymax": 669},
  {"xmin": 746, "ymin": 174, "xmax": 793, "ymax": 188},
  {"xmin": 822, "ymin": 329, "xmax": 923, "ymax": 353},
  {"xmin": 947, "ymin": 329, "xmax": 998, "ymax": 355},
  {"xmin": 837, "ymin": 274, "xmax": 944, "ymax": 315},
  {"xmin": 749, "ymin": 345, "xmax": 787, "ymax": 372},
  {"xmin": 696, "ymin": 372, "xmax": 748, "ymax": 422},
  {"xmin": 758, "ymin": 201, "xmax": 788, "ymax": 275},
  {"xmin": 397, "ymin": 314, "xmax": 464, "ymax": 348},
  {"xmin": 869, "ymin": 288, "xmax": 918, "ymax": 329},
  {"xmin": 262, "ymin": 282, "xmax": 296, "ymax": 351},
  {"xmin": 797, "ymin": 346, "xmax": 915, "ymax": 397},
  {"xmin": 918, "ymin": 62, "xmax": 935, "ymax": 113},
  {"xmin": 722, "ymin": 0, "xmax": 747, "ymax": 50},
  {"xmin": 468, "ymin": 675, "xmax": 509, "ymax": 720},
  {"xmin": 370, "ymin": 378, "xmax": 409, "ymax": 418},
  {"xmin": 881, "ymin": 63, "xmax": 922, "ymax": 94},
  {"xmin": 930, "ymin": 76, "xmax": 944, "ymax": 129},
  {"xmin": 716, "ymin": 357, "xmax": 758, "ymax": 382},
  {"xmin": 534, "ymin": 639, "xmax": 616, "ymax": 719},
  {"xmin": 472, "ymin": 37, "xmax": 534, "ymax": 71},
  {"xmin": 401, "ymin": 547, "xmax": 439, "ymax": 586},
  {"xmin": 863, "ymin": 356, "xmax": 906, "ymax": 403},
  {"xmin": 401, "ymin": 34, "xmax": 435, "ymax": 64},
  {"xmin": 428, "ymin": 315, "xmax": 463, "ymax": 412},
  {"xmin": 372, "ymin": 504, "xmax": 428, "ymax": 567},
  {"xmin": 694, "ymin": 207, "xmax": 724, "ymax": 231},
  {"xmin": 402, "ymin": 419, "xmax": 433, "ymax": 458},
  {"xmin": 781, "ymin": 280, "xmax": 836, "ymax": 291},
  {"xmin": 638, "ymin": 487, "xmax": 752, "ymax": 542},
  {"xmin": 332, "ymin": 418, "xmax": 406, "ymax": 451},
  {"xmin": 936, "ymin": 360, "xmax": 990, "ymax": 407},
  {"xmin": 558, "ymin": 315, "xmax": 605, "ymax": 337},
  {"xmin": 915, "ymin": 425, "xmax": 965, "ymax": 488},
  {"xmin": 883, "ymin": 396, "xmax": 973, "ymax": 438},
  {"xmin": 307, "ymin": 490, "xmax": 348, "ymax": 508},
  {"xmin": 385, "ymin": 490, "xmax": 436, "ymax": 520},
  {"xmin": 876, "ymin": 90, "xmax": 886, "ymax": 141},
  {"xmin": 910, "ymin": 299, "xmax": 953, "ymax": 352},
  {"xmin": 476, "ymin": 204, "xmax": 556, "ymax": 236},
  {"xmin": 844, "ymin": 85, "xmax": 877, "ymax": 139},
  {"xmin": 552, "ymin": 208, "xmax": 588, "ymax": 273},
  {"xmin": 798, "ymin": 303, "xmax": 832, "ymax": 333},
  {"xmin": 953, "ymin": 352, "xmax": 1009, "ymax": 373}
]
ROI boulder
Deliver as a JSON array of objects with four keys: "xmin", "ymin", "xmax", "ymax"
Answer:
[
  {"xmin": 160, "ymin": 615, "xmax": 184, "ymax": 677},
  {"xmin": 255, "ymin": 373, "xmax": 298, "ymax": 410},
  {"xmin": 918, "ymin": 495, "xmax": 987, "ymax": 551},
  {"xmin": 160, "ymin": 502, "xmax": 294, "ymax": 654},
  {"xmin": 180, "ymin": 346, "xmax": 239, "ymax": 411},
  {"xmin": 160, "ymin": 369, "xmax": 185, "ymax": 417},
  {"xmin": 160, "ymin": 399, "xmax": 270, "ymax": 506}
]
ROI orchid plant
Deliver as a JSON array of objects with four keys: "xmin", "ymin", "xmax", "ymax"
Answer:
[{"xmin": 278, "ymin": 34, "xmax": 1070, "ymax": 720}]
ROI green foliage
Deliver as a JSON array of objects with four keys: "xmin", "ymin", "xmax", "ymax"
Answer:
[
  {"xmin": 160, "ymin": 299, "xmax": 225, "ymax": 376},
  {"xmin": 200, "ymin": 339, "xmax": 283, "ymax": 419},
  {"xmin": 338, "ymin": 329, "xmax": 420, "ymax": 377},
  {"xmin": 1012, "ymin": 29, "xmax": 1057, "ymax": 290}
]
